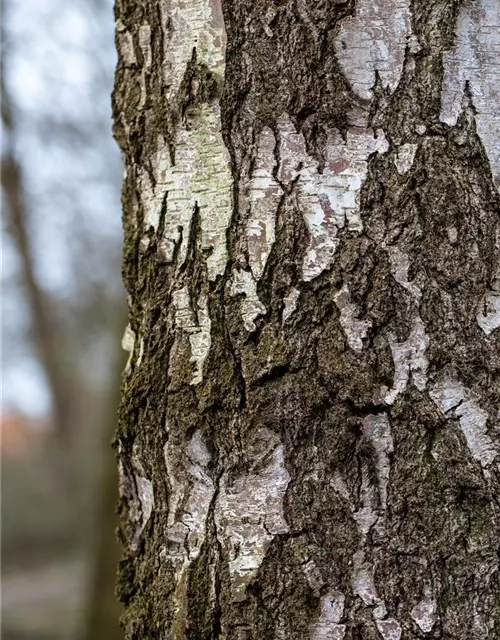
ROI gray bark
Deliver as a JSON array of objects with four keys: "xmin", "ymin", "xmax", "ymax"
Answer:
[{"xmin": 113, "ymin": 1, "xmax": 500, "ymax": 638}]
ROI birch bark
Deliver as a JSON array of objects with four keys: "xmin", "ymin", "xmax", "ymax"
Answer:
[{"xmin": 113, "ymin": 1, "xmax": 500, "ymax": 638}]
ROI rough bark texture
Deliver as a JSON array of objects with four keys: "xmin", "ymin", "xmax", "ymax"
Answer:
[{"xmin": 113, "ymin": 1, "xmax": 500, "ymax": 638}]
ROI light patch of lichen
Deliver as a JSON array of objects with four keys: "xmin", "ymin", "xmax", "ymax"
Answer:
[
  {"xmin": 139, "ymin": 0, "xmax": 232, "ymax": 281},
  {"xmin": 160, "ymin": 0, "xmax": 225, "ymax": 102},
  {"xmin": 140, "ymin": 100, "xmax": 232, "ymax": 281}
]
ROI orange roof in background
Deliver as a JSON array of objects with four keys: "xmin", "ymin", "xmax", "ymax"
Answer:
[{"xmin": 1, "ymin": 412, "xmax": 49, "ymax": 457}]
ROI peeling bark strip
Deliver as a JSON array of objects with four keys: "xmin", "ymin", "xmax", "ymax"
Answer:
[{"xmin": 114, "ymin": 0, "xmax": 500, "ymax": 638}]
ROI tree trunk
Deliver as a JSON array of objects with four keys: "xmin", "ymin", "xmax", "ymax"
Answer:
[
  {"xmin": 82, "ymin": 336, "xmax": 125, "ymax": 640},
  {"xmin": 2, "ymin": 78, "xmax": 74, "ymax": 445},
  {"xmin": 113, "ymin": 1, "xmax": 500, "ymax": 638}
]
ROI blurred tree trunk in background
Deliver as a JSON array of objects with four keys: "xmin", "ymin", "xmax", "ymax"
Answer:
[
  {"xmin": 113, "ymin": 0, "xmax": 500, "ymax": 637},
  {"xmin": 2, "ymin": 83, "xmax": 74, "ymax": 445},
  {"xmin": 83, "ymin": 337, "xmax": 125, "ymax": 640},
  {"xmin": 2, "ymin": 0, "xmax": 126, "ymax": 637}
]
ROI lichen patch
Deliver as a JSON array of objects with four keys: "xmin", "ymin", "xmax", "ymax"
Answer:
[{"xmin": 138, "ymin": 0, "xmax": 232, "ymax": 279}]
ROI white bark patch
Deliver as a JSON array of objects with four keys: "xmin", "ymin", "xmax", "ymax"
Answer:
[
  {"xmin": 140, "ymin": 0, "xmax": 232, "ymax": 280},
  {"xmin": 441, "ymin": 0, "xmax": 500, "ymax": 186},
  {"xmin": 334, "ymin": 0, "xmax": 412, "ymax": 100},
  {"xmin": 159, "ymin": 0, "xmax": 225, "ymax": 102},
  {"xmin": 447, "ymin": 227, "xmax": 458, "ymax": 244},
  {"xmin": 138, "ymin": 24, "xmax": 152, "ymax": 68},
  {"xmin": 128, "ymin": 475, "xmax": 154, "ymax": 551},
  {"xmin": 137, "ymin": 24, "xmax": 151, "ymax": 109},
  {"xmin": 352, "ymin": 552, "xmax": 378, "ymax": 605},
  {"xmin": 384, "ymin": 317, "xmax": 429, "ymax": 405},
  {"xmin": 394, "ymin": 143, "xmax": 418, "ymax": 175},
  {"xmin": 137, "ymin": 338, "xmax": 144, "ymax": 367},
  {"xmin": 303, "ymin": 126, "xmax": 388, "ymax": 280},
  {"xmin": 348, "ymin": 416, "xmax": 402, "ymax": 634},
  {"xmin": 281, "ymin": 117, "xmax": 388, "ymax": 280},
  {"xmin": 353, "ymin": 415, "xmax": 393, "ymax": 538},
  {"xmin": 375, "ymin": 618, "xmax": 402, "ymax": 640},
  {"xmin": 164, "ymin": 431, "xmax": 214, "ymax": 565},
  {"xmin": 282, "ymin": 287, "xmax": 300, "ymax": 323},
  {"xmin": 477, "ymin": 230, "xmax": 500, "ymax": 335},
  {"xmin": 236, "ymin": 127, "xmax": 280, "ymax": 330},
  {"xmin": 121, "ymin": 323, "xmax": 136, "ymax": 374},
  {"xmin": 331, "ymin": 470, "xmax": 351, "ymax": 502},
  {"xmin": 388, "ymin": 246, "xmax": 422, "ymax": 301},
  {"xmin": 411, "ymin": 597, "xmax": 437, "ymax": 633},
  {"xmin": 372, "ymin": 604, "xmax": 402, "ymax": 640},
  {"xmin": 430, "ymin": 374, "xmax": 497, "ymax": 467},
  {"xmin": 361, "ymin": 415, "xmax": 394, "ymax": 512},
  {"xmin": 245, "ymin": 127, "xmax": 281, "ymax": 280},
  {"xmin": 230, "ymin": 268, "xmax": 267, "ymax": 332},
  {"xmin": 172, "ymin": 287, "xmax": 211, "ymax": 385},
  {"xmin": 353, "ymin": 502, "xmax": 378, "ymax": 538},
  {"xmin": 116, "ymin": 20, "xmax": 137, "ymax": 66},
  {"xmin": 136, "ymin": 476, "xmax": 154, "ymax": 527},
  {"xmin": 310, "ymin": 592, "xmax": 346, "ymax": 640},
  {"xmin": 373, "ymin": 603, "xmax": 388, "ymax": 620},
  {"xmin": 352, "ymin": 552, "xmax": 402, "ymax": 636},
  {"xmin": 303, "ymin": 559, "xmax": 325, "ymax": 596},
  {"xmin": 117, "ymin": 452, "xmax": 154, "ymax": 552},
  {"xmin": 245, "ymin": 115, "xmax": 388, "ymax": 282},
  {"xmin": 385, "ymin": 247, "xmax": 430, "ymax": 404},
  {"xmin": 140, "ymin": 105, "xmax": 232, "ymax": 280},
  {"xmin": 215, "ymin": 430, "xmax": 290, "ymax": 602},
  {"xmin": 163, "ymin": 431, "xmax": 215, "ymax": 626},
  {"xmin": 117, "ymin": 460, "xmax": 130, "ymax": 506},
  {"xmin": 334, "ymin": 284, "xmax": 372, "ymax": 352},
  {"xmin": 477, "ymin": 293, "xmax": 500, "ymax": 335}
]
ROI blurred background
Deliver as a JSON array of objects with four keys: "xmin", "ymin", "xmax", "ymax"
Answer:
[{"xmin": 2, "ymin": 0, "xmax": 125, "ymax": 637}]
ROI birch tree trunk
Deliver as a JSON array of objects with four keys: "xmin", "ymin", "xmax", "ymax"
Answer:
[{"xmin": 113, "ymin": 1, "xmax": 500, "ymax": 638}]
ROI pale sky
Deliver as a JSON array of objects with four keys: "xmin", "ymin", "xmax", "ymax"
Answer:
[{"xmin": 2, "ymin": 0, "xmax": 123, "ymax": 416}]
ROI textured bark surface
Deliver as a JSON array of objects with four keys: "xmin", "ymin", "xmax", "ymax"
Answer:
[{"xmin": 113, "ymin": 1, "xmax": 500, "ymax": 638}]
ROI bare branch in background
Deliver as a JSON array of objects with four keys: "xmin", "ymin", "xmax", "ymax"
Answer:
[{"xmin": 2, "ymin": 80, "xmax": 74, "ymax": 444}]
